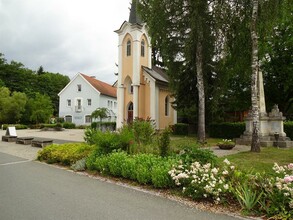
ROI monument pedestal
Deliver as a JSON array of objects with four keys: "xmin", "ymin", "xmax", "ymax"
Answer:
[{"xmin": 236, "ymin": 105, "xmax": 293, "ymax": 148}]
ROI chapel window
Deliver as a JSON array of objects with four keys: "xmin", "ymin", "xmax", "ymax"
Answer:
[
  {"xmin": 141, "ymin": 40, "xmax": 145, "ymax": 57},
  {"xmin": 127, "ymin": 40, "xmax": 131, "ymax": 56}
]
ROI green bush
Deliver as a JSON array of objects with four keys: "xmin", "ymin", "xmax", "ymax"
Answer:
[
  {"xmin": 172, "ymin": 123, "xmax": 189, "ymax": 135},
  {"xmin": 37, "ymin": 143, "xmax": 94, "ymax": 166},
  {"xmin": 132, "ymin": 118, "xmax": 155, "ymax": 146},
  {"xmin": 151, "ymin": 158, "xmax": 176, "ymax": 188},
  {"xmin": 158, "ymin": 128, "xmax": 171, "ymax": 157},
  {"xmin": 284, "ymin": 121, "xmax": 293, "ymax": 140},
  {"xmin": 178, "ymin": 147, "xmax": 218, "ymax": 166},
  {"xmin": 62, "ymin": 122, "xmax": 76, "ymax": 129},
  {"xmin": 209, "ymin": 122, "xmax": 245, "ymax": 139},
  {"xmin": 2, "ymin": 124, "xmax": 28, "ymax": 130},
  {"xmin": 84, "ymin": 128, "xmax": 133, "ymax": 154},
  {"xmin": 86, "ymin": 152, "xmax": 179, "ymax": 188}
]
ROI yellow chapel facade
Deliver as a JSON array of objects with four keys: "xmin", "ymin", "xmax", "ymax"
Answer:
[{"xmin": 115, "ymin": 1, "xmax": 177, "ymax": 129}]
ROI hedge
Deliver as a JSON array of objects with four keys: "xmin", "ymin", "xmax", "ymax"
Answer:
[
  {"xmin": 208, "ymin": 122, "xmax": 245, "ymax": 139},
  {"xmin": 172, "ymin": 123, "xmax": 189, "ymax": 135},
  {"xmin": 284, "ymin": 121, "xmax": 293, "ymax": 140}
]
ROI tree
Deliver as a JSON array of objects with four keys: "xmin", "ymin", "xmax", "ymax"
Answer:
[
  {"xmin": 250, "ymin": 0, "xmax": 261, "ymax": 152},
  {"xmin": 91, "ymin": 107, "xmax": 109, "ymax": 123},
  {"xmin": 139, "ymin": 0, "xmax": 215, "ymax": 142},
  {"xmin": 0, "ymin": 87, "xmax": 27, "ymax": 124},
  {"xmin": 27, "ymin": 93, "xmax": 54, "ymax": 124}
]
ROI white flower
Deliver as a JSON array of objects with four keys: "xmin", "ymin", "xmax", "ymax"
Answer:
[
  {"xmin": 223, "ymin": 159, "xmax": 231, "ymax": 165},
  {"xmin": 223, "ymin": 184, "xmax": 229, "ymax": 190},
  {"xmin": 222, "ymin": 170, "xmax": 229, "ymax": 175}
]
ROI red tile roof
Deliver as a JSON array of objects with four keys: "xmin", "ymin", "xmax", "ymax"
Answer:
[{"xmin": 80, "ymin": 73, "xmax": 117, "ymax": 98}]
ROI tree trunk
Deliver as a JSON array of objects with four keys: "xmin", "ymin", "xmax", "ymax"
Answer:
[
  {"xmin": 196, "ymin": 31, "xmax": 206, "ymax": 143},
  {"xmin": 250, "ymin": 0, "xmax": 260, "ymax": 152}
]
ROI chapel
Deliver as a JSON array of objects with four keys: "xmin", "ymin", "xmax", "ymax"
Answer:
[{"xmin": 115, "ymin": 0, "xmax": 177, "ymax": 129}]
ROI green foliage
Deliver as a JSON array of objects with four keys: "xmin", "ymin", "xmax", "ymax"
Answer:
[
  {"xmin": 86, "ymin": 151, "xmax": 178, "ymax": 188},
  {"xmin": 132, "ymin": 118, "xmax": 155, "ymax": 146},
  {"xmin": 209, "ymin": 122, "xmax": 245, "ymax": 139},
  {"xmin": 62, "ymin": 122, "xmax": 76, "ymax": 129},
  {"xmin": 158, "ymin": 128, "xmax": 171, "ymax": 157},
  {"xmin": 1, "ymin": 124, "xmax": 28, "ymax": 130},
  {"xmin": 172, "ymin": 123, "xmax": 189, "ymax": 135},
  {"xmin": 0, "ymin": 54, "xmax": 70, "ymax": 116},
  {"xmin": 84, "ymin": 128, "xmax": 130, "ymax": 154},
  {"xmin": 37, "ymin": 143, "xmax": 94, "ymax": 166},
  {"xmin": 284, "ymin": 121, "xmax": 293, "ymax": 140},
  {"xmin": 178, "ymin": 147, "xmax": 218, "ymax": 166},
  {"xmin": 0, "ymin": 87, "xmax": 27, "ymax": 124},
  {"xmin": 91, "ymin": 107, "xmax": 109, "ymax": 122},
  {"xmin": 233, "ymin": 184, "xmax": 263, "ymax": 214},
  {"xmin": 26, "ymin": 93, "xmax": 54, "ymax": 124}
]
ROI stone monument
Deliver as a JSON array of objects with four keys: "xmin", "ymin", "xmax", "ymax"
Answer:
[{"xmin": 236, "ymin": 70, "xmax": 293, "ymax": 148}]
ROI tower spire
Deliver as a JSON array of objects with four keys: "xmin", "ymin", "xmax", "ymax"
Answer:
[{"xmin": 128, "ymin": 0, "xmax": 142, "ymax": 24}]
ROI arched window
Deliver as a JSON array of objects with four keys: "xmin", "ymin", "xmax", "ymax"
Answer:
[
  {"xmin": 65, "ymin": 115, "xmax": 72, "ymax": 123},
  {"xmin": 124, "ymin": 76, "xmax": 133, "ymax": 94},
  {"xmin": 141, "ymin": 40, "xmax": 145, "ymax": 57},
  {"xmin": 127, "ymin": 40, "xmax": 131, "ymax": 56},
  {"xmin": 165, "ymin": 96, "xmax": 170, "ymax": 116}
]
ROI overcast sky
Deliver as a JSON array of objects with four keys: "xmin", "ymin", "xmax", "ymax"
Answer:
[{"xmin": 0, "ymin": 0, "xmax": 131, "ymax": 84}]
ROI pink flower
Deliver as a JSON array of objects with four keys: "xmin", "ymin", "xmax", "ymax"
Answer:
[
  {"xmin": 287, "ymin": 163, "xmax": 293, "ymax": 170},
  {"xmin": 284, "ymin": 176, "xmax": 293, "ymax": 183}
]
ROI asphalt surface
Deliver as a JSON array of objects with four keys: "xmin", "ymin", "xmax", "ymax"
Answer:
[{"xmin": 0, "ymin": 152, "xmax": 245, "ymax": 220}]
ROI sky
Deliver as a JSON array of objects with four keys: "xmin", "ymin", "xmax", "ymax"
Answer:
[{"xmin": 0, "ymin": 0, "xmax": 131, "ymax": 84}]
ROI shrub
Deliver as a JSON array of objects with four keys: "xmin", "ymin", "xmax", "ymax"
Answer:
[
  {"xmin": 178, "ymin": 147, "xmax": 218, "ymax": 166},
  {"xmin": 86, "ymin": 152, "xmax": 179, "ymax": 188},
  {"xmin": 132, "ymin": 118, "xmax": 155, "ymax": 146},
  {"xmin": 151, "ymin": 158, "xmax": 177, "ymax": 188},
  {"xmin": 284, "ymin": 121, "xmax": 293, "ymax": 140},
  {"xmin": 209, "ymin": 122, "xmax": 245, "ymax": 139},
  {"xmin": 62, "ymin": 122, "xmax": 76, "ymax": 129},
  {"xmin": 37, "ymin": 143, "xmax": 94, "ymax": 166},
  {"xmin": 158, "ymin": 128, "xmax": 171, "ymax": 157},
  {"xmin": 172, "ymin": 123, "xmax": 189, "ymax": 135},
  {"xmin": 2, "ymin": 124, "xmax": 28, "ymax": 130},
  {"xmin": 169, "ymin": 158, "xmax": 235, "ymax": 203}
]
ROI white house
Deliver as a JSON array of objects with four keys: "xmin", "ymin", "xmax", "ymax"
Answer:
[{"xmin": 58, "ymin": 73, "xmax": 117, "ymax": 125}]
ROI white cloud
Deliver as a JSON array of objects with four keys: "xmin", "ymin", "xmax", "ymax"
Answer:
[{"xmin": 0, "ymin": 0, "xmax": 131, "ymax": 84}]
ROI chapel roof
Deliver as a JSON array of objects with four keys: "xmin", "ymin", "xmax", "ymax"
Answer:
[
  {"xmin": 80, "ymin": 73, "xmax": 117, "ymax": 98},
  {"xmin": 142, "ymin": 66, "xmax": 169, "ymax": 84},
  {"xmin": 128, "ymin": 0, "xmax": 142, "ymax": 24}
]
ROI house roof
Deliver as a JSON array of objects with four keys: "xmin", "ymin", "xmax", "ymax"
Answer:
[
  {"xmin": 80, "ymin": 73, "xmax": 117, "ymax": 98},
  {"xmin": 142, "ymin": 66, "xmax": 169, "ymax": 84}
]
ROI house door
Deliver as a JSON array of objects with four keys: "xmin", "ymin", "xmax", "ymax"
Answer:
[{"xmin": 127, "ymin": 102, "xmax": 133, "ymax": 124}]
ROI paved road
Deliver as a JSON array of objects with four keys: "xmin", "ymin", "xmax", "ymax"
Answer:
[{"xmin": 0, "ymin": 152, "xmax": 243, "ymax": 220}]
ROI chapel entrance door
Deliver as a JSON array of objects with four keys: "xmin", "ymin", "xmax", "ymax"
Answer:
[{"xmin": 127, "ymin": 102, "xmax": 133, "ymax": 124}]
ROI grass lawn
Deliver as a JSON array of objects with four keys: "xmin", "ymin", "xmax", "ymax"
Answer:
[
  {"xmin": 222, "ymin": 147, "xmax": 293, "ymax": 175},
  {"xmin": 169, "ymin": 135, "xmax": 222, "ymax": 152}
]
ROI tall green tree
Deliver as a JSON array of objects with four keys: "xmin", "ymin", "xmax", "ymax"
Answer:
[
  {"xmin": 139, "ymin": 0, "xmax": 215, "ymax": 142},
  {"xmin": 0, "ymin": 87, "xmax": 27, "ymax": 124},
  {"xmin": 26, "ymin": 93, "xmax": 54, "ymax": 124}
]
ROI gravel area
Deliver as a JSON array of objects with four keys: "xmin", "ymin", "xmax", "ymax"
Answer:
[{"xmin": 0, "ymin": 129, "xmax": 85, "ymax": 160}]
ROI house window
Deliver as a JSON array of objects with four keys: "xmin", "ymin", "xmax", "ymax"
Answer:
[
  {"xmin": 127, "ymin": 40, "xmax": 131, "ymax": 56},
  {"xmin": 87, "ymin": 99, "xmax": 92, "ymax": 106},
  {"xmin": 85, "ymin": 115, "xmax": 92, "ymax": 123},
  {"xmin": 141, "ymin": 40, "xmax": 145, "ymax": 57},
  {"xmin": 76, "ymin": 99, "xmax": 82, "ymax": 112},
  {"xmin": 67, "ymin": 99, "xmax": 71, "ymax": 107},
  {"xmin": 114, "ymin": 102, "xmax": 117, "ymax": 109},
  {"xmin": 165, "ymin": 96, "xmax": 170, "ymax": 116},
  {"xmin": 65, "ymin": 115, "xmax": 72, "ymax": 123},
  {"xmin": 77, "ymin": 84, "xmax": 81, "ymax": 92}
]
